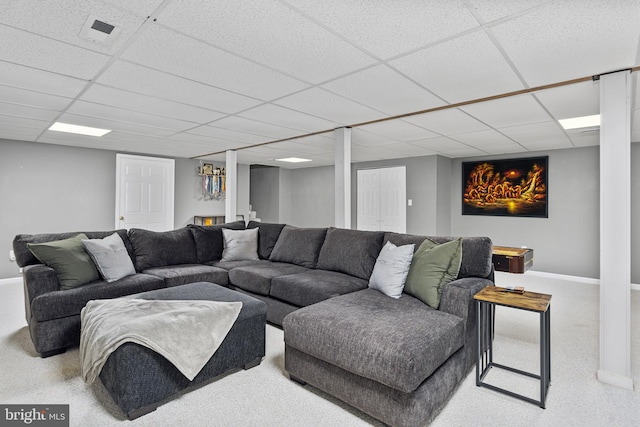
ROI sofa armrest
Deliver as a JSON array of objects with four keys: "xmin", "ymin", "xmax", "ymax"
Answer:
[
  {"xmin": 23, "ymin": 264, "xmax": 60, "ymax": 321},
  {"xmin": 439, "ymin": 277, "xmax": 492, "ymax": 322}
]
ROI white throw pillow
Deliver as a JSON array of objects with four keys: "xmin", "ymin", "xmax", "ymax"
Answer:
[
  {"xmin": 368, "ymin": 241, "xmax": 415, "ymax": 299},
  {"xmin": 82, "ymin": 233, "xmax": 136, "ymax": 282},
  {"xmin": 221, "ymin": 228, "xmax": 260, "ymax": 261}
]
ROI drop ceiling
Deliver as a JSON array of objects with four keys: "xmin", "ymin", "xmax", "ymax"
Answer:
[{"xmin": 0, "ymin": 0, "xmax": 639, "ymax": 169}]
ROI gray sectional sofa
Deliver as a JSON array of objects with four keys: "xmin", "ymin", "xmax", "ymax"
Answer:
[{"xmin": 13, "ymin": 221, "xmax": 494, "ymax": 426}]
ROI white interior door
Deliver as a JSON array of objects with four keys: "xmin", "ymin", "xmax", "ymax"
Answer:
[
  {"xmin": 357, "ymin": 166, "xmax": 406, "ymax": 233},
  {"xmin": 115, "ymin": 154, "xmax": 175, "ymax": 231},
  {"xmin": 357, "ymin": 169, "xmax": 380, "ymax": 231}
]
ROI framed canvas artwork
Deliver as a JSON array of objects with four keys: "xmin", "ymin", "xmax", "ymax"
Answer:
[{"xmin": 462, "ymin": 156, "xmax": 548, "ymax": 218}]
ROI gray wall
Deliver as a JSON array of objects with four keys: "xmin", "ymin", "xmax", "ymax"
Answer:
[
  {"xmin": 1, "ymin": 138, "xmax": 250, "ymax": 279},
  {"xmin": 452, "ymin": 146, "xmax": 600, "ymax": 279},
  {"xmin": 250, "ymin": 166, "xmax": 280, "ymax": 223},
  {"xmin": 289, "ymin": 166, "xmax": 334, "ymax": 227}
]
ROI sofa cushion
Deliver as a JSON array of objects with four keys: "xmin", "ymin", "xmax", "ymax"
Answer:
[
  {"xmin": 30, "ymin": 273, "xmax": 164, "ymax": 322},
  {"xmin": 368, "ymin": 241, "xmax": 415, "ymax": 299},
  {"xmin": 404, "ymin": 238, "xmax": 462, "ymax": 309},
  {"xmin": 316, "ymin": 228, "xmax": 385, "ymax": 280},
  {"xmin": 384, "ymin": 233, "xmax": 493, "ymax": 279},
  {"xmin": 221, "ymin": 228, "xmax": 259, "ymax": 261},
  {"xmin": 208, "ymin": 259, "xmax": 271, "ymax": 270},
  {"xmin": 229, "ymin": 262, "xmax": 309, "ymax": 296},
  {"xmin": 27, "ymin": 234, "xmax": 100, "ymax": 290},
  {"xmin": 142, "ymin": 264, "xmax": 229, "ymax": 288},
  {"xmin": 283, "ymin": 288, "xmax": 465, "ymax": 394},
  {"xmin": 188, "ymin": 220, "xmax": 246, "ymax": 264},
  {"xmin": 14, "ymin": 230, "xmax": 133, "ymax": 268},
  {"xmin": 129, "ymin": 228, "xmax": 198, "ymax": 271},
  {"xmin": 247, "ymin": 221, "xmax": 286, "ymax": 259},
  {"xmin": 271, "ymin": 269, "xmax": 367, "ymax": 307},
  {"xmin": 82, "ymin": 233, "xmax": 136, "ymax": 282},
  {"xmin": 269, "ymin": 226, "xmax": 327, "ymax": 268}
]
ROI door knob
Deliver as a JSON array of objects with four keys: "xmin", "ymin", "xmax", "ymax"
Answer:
[{"xmin": 119, "ymin": 216, "xmax": 124, "ymax": 221}]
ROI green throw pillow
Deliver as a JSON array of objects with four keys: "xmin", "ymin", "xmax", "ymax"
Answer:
[
  {"xmin": 404, "ymin": 238, "xmax": 463, "ymax": 309},
  {"xmin": 28, "ymin": 233, "xmax": 100, "ymax": 290}
]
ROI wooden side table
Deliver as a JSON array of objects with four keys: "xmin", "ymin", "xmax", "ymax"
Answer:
[{"xmin": 474, "ymin": 286, "xmax": 552, "ymax": 408}]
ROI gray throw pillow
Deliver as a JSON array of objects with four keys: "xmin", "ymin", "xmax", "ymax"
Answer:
[
  {"xmin": 221, "ymin": 228, "xmax": 259, "ymax": 261},
  {"xmin": 82, "ymin": 233, "xmax": 136, "ymax": 282},
  {"xmin": 368, "ymin": 241, "xmax": 415, "ymax": 299},
  {"xmin": 27, "ymin": 233, "xmax": 100, "ymax": 290}
]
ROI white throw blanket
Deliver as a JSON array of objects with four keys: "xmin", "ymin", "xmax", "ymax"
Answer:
[{"xmin": 80, "ymin": 298, "xmax": 242, "ymax": 383}]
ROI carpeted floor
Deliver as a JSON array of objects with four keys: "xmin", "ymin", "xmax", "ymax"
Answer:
[{"xmin": 1, "ymin": 272, "xmax": 639, "ymax": 426}]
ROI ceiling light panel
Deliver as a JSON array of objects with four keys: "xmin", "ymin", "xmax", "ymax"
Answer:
[
  {"xmin": 321, "ymin": 64, "xmax": 445, "ymax": 116},
  {"xmin": 491, "ymin": 2, "xmax": 640, "ymax": 87},
  {"xmin": 390, "ymin": 31, "xmax": 524, "ymax": 103},
  {"xmin": 558, "ymin": 115, "xmax": 600, "ymax": 130},
  {"xmin": 121, "ymin": 25, "xmax": 309, "ymax": 101},
  {"xmin": 282, "ymin": 0, "xmax": 480, "ymax": 59},
  {"xmin": 96, "ymin": 61, "xmax": 261, "ymax": 113},
  {"xmin": 158, "ymin": 0, "xmax": 377, "ymax": 83},
  {"xmin": 276, "ymin": 157, "xmax": 312, "ymax": 163},
  {"xmin": 49, "ymin": 122, "xmax": 111, "ymax": 137}
]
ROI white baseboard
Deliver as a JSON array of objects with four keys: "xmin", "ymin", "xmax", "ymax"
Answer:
[{"xmin": 523, "ymin": 270, "xmax": 640, "ymax": 291}]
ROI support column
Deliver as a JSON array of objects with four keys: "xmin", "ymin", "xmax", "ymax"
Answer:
[
  {"xmin": 335, "ymin": 127, "xmax": 351, "ymax": 228},
  {"xmin": 225, "ymin": 150, "xmax": 237, "ymax": 223},
  {"xmin": 598, "ymin": 70, "xmax": 633, "ymax": 390}
]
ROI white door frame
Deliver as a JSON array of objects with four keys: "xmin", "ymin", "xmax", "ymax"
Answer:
[{"xmin": 115, "ymin": 154, "xmax": 175, "ymax": 231}]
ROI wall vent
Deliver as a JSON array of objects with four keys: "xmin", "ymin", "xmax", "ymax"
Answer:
[{"xmin": 79, "ymin": 15, "xmax": 120, "ymax": 43}]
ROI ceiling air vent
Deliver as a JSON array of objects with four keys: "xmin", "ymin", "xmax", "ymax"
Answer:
[{"xmin": 79, "ymin": 15, "xmax": 120, "ymax": 43}]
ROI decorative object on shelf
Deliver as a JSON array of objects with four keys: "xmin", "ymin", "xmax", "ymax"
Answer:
[
  {"xmin": 193, "ymin": 215, "xmax": 226, "ymax": 226},
  {"xmin": 198, "ymin": 161, "xmax": 225, "ymax": 200},
  {"xmin": 462, "ymin": 156, "xmax": 548, "ymax": 218}
]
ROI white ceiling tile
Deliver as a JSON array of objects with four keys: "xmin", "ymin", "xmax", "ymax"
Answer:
[
  {"xmin": 283, "ymin": 0, "xmax": 479, "ymax": 59},
  {"xmin": 188, "ymin": 125, "xmax": 268, "ymax": 144},
  {"xmin": 239, "ymin": 104, "xmax": 340, "ymax": 132},
  {"xmin": 101, "ymin": 0, "xmax": 165, "ymax": 16},
  {"xmin": 211, "ymin": 116, "xmax": 301, "ymax": 139},
  {"xmin": 158, "ymin": 0, "xmax": 377, "ymax": 83},
  {"xmin": 0, "ymin": 25, "xmax": 109, "ymax": 80},
  {"xmin": 477, "ymin": 143, "xmax": 529, "ymax": 155},
  {"xmin": 0, "ymin": 62, "xmax": 87, "ymax": 98},
  {"xmin": 275, "ymin": 88, "xmax": 384, "ymax": 124},
  {"xmin": 461, "ymin": 94, "xmax": 552, "ymax": 128},
  {"xmin": 375, "ymin": 142, "xmax": 438, "ymax": 158},
  {"xmin": 499, "ymin": 121, "xmax": 572, "ymax": 149},
  {"xmin": 0, "ymin": 0, "xmax": 146, "ymax": 55},
  {"xmin": 96, "ymin": 61, "xmax": 261, "ymax": 113},
  {"xmin": 0, "ymin": 85, "xmax": 72, "ymax": 110},
  {"xmin": 81, "ymin": 85, "xmax": 227, "ymax": 124},
  {"xmin": 568, "ymin": 131, "xmax": 600, "ymax": 148},
  {"xmin": 391, "ymin": 30, "xmax": 524, "ymax": 103},
  {"xmin": 54, "ymin": 112, "xmax": 176, "ymax": 137},
  {"xmin": 402, "ymin": 109, "xmax": 490, "ymax": 135},
  {"xmin": 269, "ymin": 139, "xmax": 332, "ymax": 155},
  {"xmin": 465, "ymin": 0, "xmax": 550, "ymax": 23},
  {"xmin": 534, "ymin": 80, "xmax": 600, "ymax": 120},
  {"xmin": 408, "ymin": 136, "xmax": 472, "ymax": 152},
  {"xmin": 0, "ymin": 102, "xmax": 59, "ymax": 121},
  {"xmin": 0, "ymin": 114, "xmax": 50, "ymax": 129},
  {"xmin": 351, "ymin": 129, "xmax": 397, "ymax": 147},
  {"xmin": 451, "ymin": 128, "xmax": 517, "ymax": 147},
  {"xmin": 0, "ymin": 125, "xmax": 42, "ymax": 140},
  {"xmin": 67, "ymin": 100, "xmax": 197, "ymax": 131},
  {"xmin": 322, "ymin": 65, "xmax": 445, "ymax": 115},
  {"xmin": 438, "ymin": 147, "xmax": 486, "ymax": 157},
  {"xmin": 358, "ymin": 120, "xmax": 439, "ymax": 142},
  {"xmin": 491, "ymin": 1, "xmax": 640, "ymax": 87},
  {"xmin": 122, "ymin": 25, "xmax": 309, "ymax": 100}
]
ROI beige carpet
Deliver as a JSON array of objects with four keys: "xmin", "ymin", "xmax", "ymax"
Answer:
[{"xmin": 1, "ymin": 272, "xmax": 639, "ymax": 426}]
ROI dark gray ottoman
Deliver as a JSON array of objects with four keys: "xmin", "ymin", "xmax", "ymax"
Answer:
[{"xmin": 97, "ymin": 282, "xmax": 267, "ymax": 420}]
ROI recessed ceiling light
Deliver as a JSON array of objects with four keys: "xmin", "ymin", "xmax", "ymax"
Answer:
[
  {"xmin": 275, "ymin": 157, "xmax": 312, "ymax": 163},
  {"xmin": 558, "ymin": 114, "xmax": 600, "ymax": 130},
  {"xmin": 49, "ymin": 122, "xmax": 111, "ymax": 137}
]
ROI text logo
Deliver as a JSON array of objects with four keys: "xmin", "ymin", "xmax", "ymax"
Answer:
[{"xmin": 1, "ymin": 405, "xmax": 68, "ymax": 427}]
